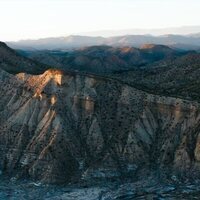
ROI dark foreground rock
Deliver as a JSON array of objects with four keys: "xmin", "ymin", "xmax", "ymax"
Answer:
[{"xmin": 1, "ymin": 174, "xmax": 200, "ymax": 200}]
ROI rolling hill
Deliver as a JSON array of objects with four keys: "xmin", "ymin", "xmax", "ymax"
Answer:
[{"xmin": 16, "ymin": 44, "xmax": 185, "ymax": 74}]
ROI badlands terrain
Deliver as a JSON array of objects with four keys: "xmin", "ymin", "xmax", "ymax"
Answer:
[{"xmin": 0, "ymin": 41, "xmax": 200, "ymax": 199}]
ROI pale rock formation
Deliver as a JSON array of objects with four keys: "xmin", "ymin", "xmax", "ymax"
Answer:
[{"xmin": 0, "ymin": 68, "xmax": 200, "ymax": 183}]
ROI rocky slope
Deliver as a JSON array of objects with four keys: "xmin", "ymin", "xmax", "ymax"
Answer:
[
  {"xmin": 114, "ymin": 52, "xmax": 200, "ymax": 101},
  {"xmin": 1, "ymin": 68, "xmax": 200, "ymax": 184}
]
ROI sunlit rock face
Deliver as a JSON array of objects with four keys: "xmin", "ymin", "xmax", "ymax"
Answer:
[{"xmin": 0, "ymin": 68, "xmax": 200, "ymax": 183}]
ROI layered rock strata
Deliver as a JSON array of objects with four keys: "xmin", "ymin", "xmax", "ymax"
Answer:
[{"xmin": 0, "ymin": 68, "xmax": 200, "ymax": 183}]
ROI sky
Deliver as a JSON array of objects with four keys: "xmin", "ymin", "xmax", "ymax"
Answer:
[{"xmin": 0, "ymin": 0, "xmax": 200, "ymax": 41}]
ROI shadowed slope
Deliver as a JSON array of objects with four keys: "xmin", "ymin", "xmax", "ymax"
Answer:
[{"xmin": 0, "ymin": 42, "xmax": 48, "ymax": 74}]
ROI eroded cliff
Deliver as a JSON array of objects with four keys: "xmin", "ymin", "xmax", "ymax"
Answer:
[{"xmin": 0, "ymin": 68, "xmax": 200, "ymax": 183}]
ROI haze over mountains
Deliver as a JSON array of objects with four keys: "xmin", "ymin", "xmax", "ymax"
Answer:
[
  {"xmin": 7, "ymin": 31, "xmax": 200, "ymax": 51},
  {"xmin": 79, "ymin": 25, "xmax": 200, "ymax": 37}
]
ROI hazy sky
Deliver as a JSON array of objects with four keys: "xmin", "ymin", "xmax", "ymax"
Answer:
[{"xmin": 0, "ymin": 0, "xmax": 200, "ymax": 41}]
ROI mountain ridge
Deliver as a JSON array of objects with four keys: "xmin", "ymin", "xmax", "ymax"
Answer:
[
  {"xmin": 7, "ymin": 33, "xmax": 200, "ymax": 51},
  {"xmin": 0, "ymin": 42, "xmax": 48, "ymax": 74}
]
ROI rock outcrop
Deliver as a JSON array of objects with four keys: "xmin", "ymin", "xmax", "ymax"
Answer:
[{"xmin": 0, "ymin": 68, "xmax": 200, "ymax": 183}]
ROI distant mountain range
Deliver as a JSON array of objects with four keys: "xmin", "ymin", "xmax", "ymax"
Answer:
[{"xmin": 7, "ymin": 33, "xmax": 200, "ymax": 51}]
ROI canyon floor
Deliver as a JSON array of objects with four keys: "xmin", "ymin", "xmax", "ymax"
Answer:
[{"xmin": 1, "ymin": 174, "xmax": 200, "ymax": 200}]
